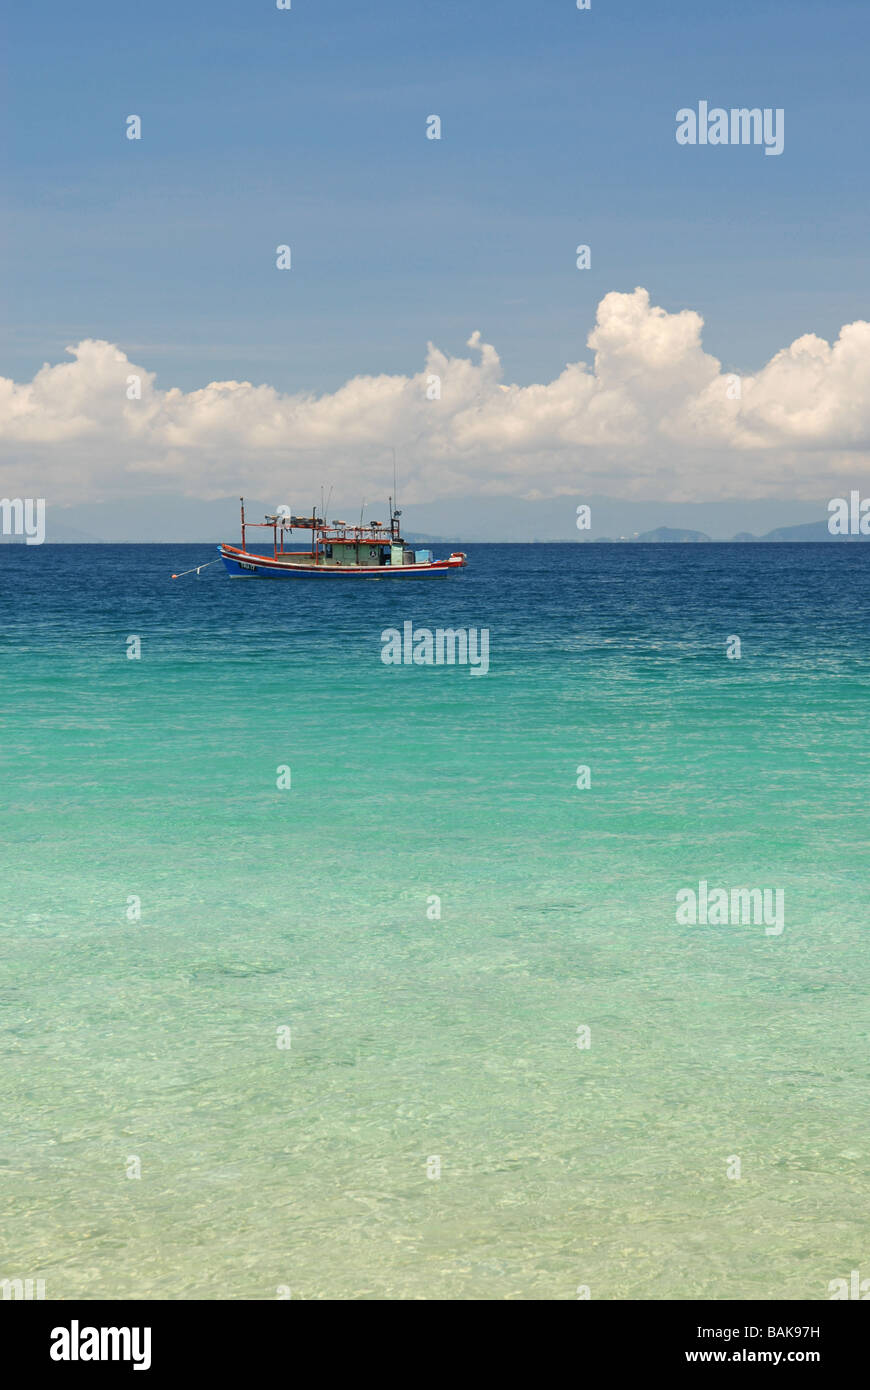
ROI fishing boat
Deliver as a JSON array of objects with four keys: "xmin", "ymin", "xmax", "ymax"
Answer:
[{"xmin": 218, "ymin": 499, "xmax": 467, "ymax": 579}]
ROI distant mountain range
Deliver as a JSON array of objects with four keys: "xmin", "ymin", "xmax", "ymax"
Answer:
[
  {"xmin": 589, "ymin": 521, "xmax": 869, "ymax": 543},
  {"xmin": 1, "ymin": 493, "xmax": 865, "ymax": 543},
  {"xmin": 739, "ymin": 519, "xmax": 868, "ymax": 542}
]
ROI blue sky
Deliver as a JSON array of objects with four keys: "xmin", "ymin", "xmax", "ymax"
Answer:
[{"xmin": 3, "ymin": 0, "xmax": 868, "ymax": 397}]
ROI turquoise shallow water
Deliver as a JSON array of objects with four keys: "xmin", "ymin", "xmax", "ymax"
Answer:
[{"xmin": 1, "ymin": 543, "xmax": 868, "ymax": 1300}]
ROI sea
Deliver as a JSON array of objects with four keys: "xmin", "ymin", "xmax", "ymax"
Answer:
[{"xmin": 1, "ymin": 542, "xmax": 867, "ymax": 1300}]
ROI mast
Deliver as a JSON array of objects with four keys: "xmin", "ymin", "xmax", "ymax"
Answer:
[
  {"xmin": 240, "ymin": 497, "xmax": 246, "ymax": 551},
  {"xmin": 390, "ymin": 448, "xmax": 402, "ymax": 541}
]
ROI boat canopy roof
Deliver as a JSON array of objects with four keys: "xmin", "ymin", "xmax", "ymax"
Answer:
[{"xmin": 257, "ymin": 513, "xmax": 399, "ymax": 542}]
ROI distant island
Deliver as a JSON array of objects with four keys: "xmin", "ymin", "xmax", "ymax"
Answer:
[
  {"xmin": 586, "ymin": 520, "xmax": 868, "ymax": 543},
  {"xmin": 592, "ymin": 527, "xmax": 710, "ymax": 543}
]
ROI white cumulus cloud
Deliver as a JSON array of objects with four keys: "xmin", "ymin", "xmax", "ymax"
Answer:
[{"xmin": 1, "ymin": 287, "xmax": 868, "ymax": 506}]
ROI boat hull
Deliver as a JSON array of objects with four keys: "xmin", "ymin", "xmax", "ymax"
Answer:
[{"xmin": 218, "ymin": 544, "xmax": 466, "ymax": 579}]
